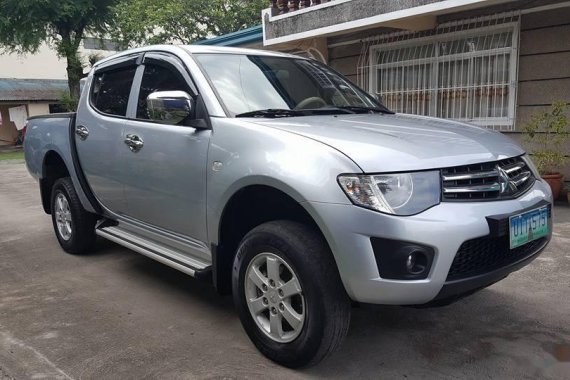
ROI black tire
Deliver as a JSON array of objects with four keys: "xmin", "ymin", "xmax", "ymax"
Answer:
[
  {"xmin": 233, "ymin": 220, "xmax": 351, "ymax": 368},
  {"xmin": 50, "ymin": 177, "xmax": 97, "ymax": 254}
]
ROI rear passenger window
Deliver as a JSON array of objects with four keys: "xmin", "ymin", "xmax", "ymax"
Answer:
[{"xmin": 91, "ymin": 66, "xmax": 136, "ymax": 116}]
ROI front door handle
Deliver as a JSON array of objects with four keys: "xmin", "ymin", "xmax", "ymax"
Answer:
[
  {"xmin": 124, "ymin": 134, "xmax": 144, "ymax": 152},
  {"xmin": 75, "ymin": 125, "xmax": 89, "ymax": 140}
]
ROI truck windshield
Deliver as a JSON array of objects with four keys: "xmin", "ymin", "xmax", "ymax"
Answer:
[{"xmin": 194, "ymin": 53, "xmax": 392, "ymax": 117}]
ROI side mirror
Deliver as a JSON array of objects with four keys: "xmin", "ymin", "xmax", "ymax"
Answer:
[{"xmin": 147, "ymin": 91, "xmax": 194, "ymax": 125}]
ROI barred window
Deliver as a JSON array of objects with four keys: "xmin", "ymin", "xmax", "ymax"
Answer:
[
  {"xmin": 83, "ymin": 37, "xmax": 118, "ymax": 51},
  {"xmin": 361, "ymin": 17, "xmax": 519, "ymax": 130}
]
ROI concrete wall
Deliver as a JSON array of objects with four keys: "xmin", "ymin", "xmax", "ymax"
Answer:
[
  {"xmin": 328, "ymin": 42, "xmax": 361, "ymax": 85},
  {"xmin": 0, "ymin": 43, "xmax": 116, "ymax": 80},
  {"xmin": 265, "ymin": 0, "xmax": 444, "ymax": 41},
  {"xmin": 0, "ymin": 104, "xmax": 23, "ymax": 142},
  {"xmin": 515, "ymin": 7, "xmax": 570, "ymax": 128},
  {"xmin": 27, "ymin": 103, "xmax": 50, "ymax": 117}
]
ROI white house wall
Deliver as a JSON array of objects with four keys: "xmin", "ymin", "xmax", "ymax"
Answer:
[{"xmin": 0, "ymin": 43, "xmax": 116, "ymax": 80}]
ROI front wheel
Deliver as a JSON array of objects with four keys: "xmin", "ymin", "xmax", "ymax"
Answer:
[{"xmin": 233, "ymin": 221, "xmax": 351, "ymax": 368}]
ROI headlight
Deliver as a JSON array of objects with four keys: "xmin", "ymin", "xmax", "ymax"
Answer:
[{"xmin": 338, "ymin": 171, "xmax": 441, "ymax": 215}]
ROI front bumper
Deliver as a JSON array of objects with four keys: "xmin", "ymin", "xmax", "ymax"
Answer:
[{"xmin": 304, "ymin": 179, "xmax": 553, "ymax": 305}]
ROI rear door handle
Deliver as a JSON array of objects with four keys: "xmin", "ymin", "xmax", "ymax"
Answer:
[
  {"xmin": 124, "ymin": 134, "xmax": 144, "ymax": 152},
  {"xmin": 75, "ymin": 125, "xmax": 89, "ymax": 140}
]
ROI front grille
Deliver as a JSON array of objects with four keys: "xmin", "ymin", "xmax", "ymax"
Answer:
[
  {"xmin": 447, "ymin": 236, "xmax": 546, "ymax": 281},
  {"xmin": 442, "ymin": 156, "xmax": 534, "ymax": 201}
]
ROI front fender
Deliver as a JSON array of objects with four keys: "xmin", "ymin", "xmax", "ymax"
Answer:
[{"xmin": 206, "ymin": 118, "xmax": 361, "ymax": 244}]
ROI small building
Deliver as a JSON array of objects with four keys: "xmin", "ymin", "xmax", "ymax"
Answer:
[{"xmin": 0, "ymin": 78, "xmax": 67, "ymax": 143}]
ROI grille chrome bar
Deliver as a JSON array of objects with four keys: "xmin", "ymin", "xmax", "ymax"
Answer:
[
  {"xmin": 501, "ymin": 162, "xmax": 525, "ymax": 173},
  {"xmin": 511, "ymin": 171, "xmax": 531, "ymax": 187},
  {"xmin": 443, "ymin": 183, "xmax": 501, "ymax": 194},
  {"xmin": 442, "ymin": 170, "xmax": 499, "ymax": 181}
]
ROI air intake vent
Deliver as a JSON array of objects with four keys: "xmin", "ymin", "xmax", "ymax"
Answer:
[{"xmin": 442, "ymin": 156, "xmax": 534, "ymax": 201}]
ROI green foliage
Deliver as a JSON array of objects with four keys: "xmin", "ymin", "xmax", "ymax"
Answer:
[
  {"xmin": 58, "ymin": 92, "xmax": 79, "ymax": 112},
  {"xmin": 0, "ymin": 0, "xmax": 119, "ymax": 99},
  {"xmin": 109, "ymin": 0, "xmax": 266, "ymax": 48},
  {"xmin": 523, "ymin": 101, "xmax": 569, "ymax": 175}
]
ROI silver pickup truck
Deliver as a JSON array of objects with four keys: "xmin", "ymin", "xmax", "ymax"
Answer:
[{"xmin": 24, "ymin": 45, "xmax": 552, "ymax": 368}]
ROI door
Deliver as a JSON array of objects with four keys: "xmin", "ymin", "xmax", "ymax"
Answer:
[
  {"xmin": 75, "ymin": 56, "xmax": 139, "ymax": 214},
  {"xmin": 121, "ymin": 53, "xmax": 211, "ymax": 243}
]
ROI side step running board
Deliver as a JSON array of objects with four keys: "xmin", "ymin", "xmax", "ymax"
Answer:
[{"xmin": 96, "ymin": 225, "xmax": 211, "ymax": 280}]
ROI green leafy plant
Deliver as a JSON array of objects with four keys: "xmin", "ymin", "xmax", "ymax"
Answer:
[
  {"xmin": 108, "ymin": 0, "xmax": 266, "ymax": 48},
  {"xmin": 523, "ymin": 101, "xmax": 569, "ymax": 175},
  {"xmin": 58, "ymin": 92, "xmax": 79, "ymax": 112}
]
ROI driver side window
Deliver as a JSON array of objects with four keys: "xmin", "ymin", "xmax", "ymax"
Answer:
[{"xmin": 136, "ymin": 63, "xmax": 192, "ymax": 120}]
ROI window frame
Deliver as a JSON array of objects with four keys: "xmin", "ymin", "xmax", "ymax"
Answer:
[
  {"xmin": 368, "ymin": 21, "xmax": 519, "ymax": 130},
  {"xmin": 128, "ymin": 52, "xmax": 200, "ymax": 126},
  {"xmin": 89, "ymin": 54, "xmax": 141, "ymax": 120}
]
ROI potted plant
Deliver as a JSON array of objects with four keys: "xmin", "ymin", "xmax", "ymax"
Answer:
[{"xmin": 523, "ymin": 101, "xmax": 569, "ymax": 200}]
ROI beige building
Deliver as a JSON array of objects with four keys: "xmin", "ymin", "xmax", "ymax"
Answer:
[{"xmin": 0, "ymin": 39, "xmax": 116, "ymax": 144}]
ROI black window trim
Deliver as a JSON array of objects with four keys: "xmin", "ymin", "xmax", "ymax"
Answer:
[
  {"xmin": 89, "ymin": 53, "xmax": 141, "ymax": 120},
  {"xmin": 88, "ymin": 50, "xmax": 209, "ymax": 127}
]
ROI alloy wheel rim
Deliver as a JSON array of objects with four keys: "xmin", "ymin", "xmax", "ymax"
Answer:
[
  {"xmin": 54, "ymin": 193, "xmax": 72, "ymax": 241},
  {"xmin": 244, "ymin": 252, "xmax": 306, "ymax": 343}
]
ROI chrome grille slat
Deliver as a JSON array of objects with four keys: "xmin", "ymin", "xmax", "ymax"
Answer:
[
  {"xmin": 441, "ymin": 157, "xmax": 535, "ymax": 201},
  {"xmin": 442, "ymin": 170, "xmax": 499, "ymax": 181},
  {"xmin": 443, "ymin": 183, "xmax": 501, "ymax": 193},
  {"xmin": 500, "ymin": 162, "xmax": 525, "ymax": 173},
  {"xmin": 511, "ymin": 171, "xmax": 531, "ymax": 187}
]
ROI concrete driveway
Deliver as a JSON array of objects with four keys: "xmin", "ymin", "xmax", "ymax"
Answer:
[{"xmin": 1, "ymin": 162, "xmax": 569, "ymax": 379}]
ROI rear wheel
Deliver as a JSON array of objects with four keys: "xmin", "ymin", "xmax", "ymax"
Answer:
[
  {"xmin": 233, "ymin": 221, "xmax": 351, "ymax": 368},
  {"xmin": 50, "ymin": 177, "xmax": 97, "ymax": 254}
]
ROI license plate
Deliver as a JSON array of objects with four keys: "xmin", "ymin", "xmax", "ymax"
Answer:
[{"xmin": 509, "ymin": 206, "xmax": 549, "ymax": 249}]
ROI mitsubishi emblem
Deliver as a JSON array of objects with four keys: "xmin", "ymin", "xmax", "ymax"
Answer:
[{"xmin": 496, "ymin": 165, "xmax": 517, "ymax": 194}]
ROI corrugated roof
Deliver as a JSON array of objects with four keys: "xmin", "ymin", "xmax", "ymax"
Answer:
[
  {"xmin": 194, "ymin": 25, "xmax": 262, "ymax": 47},
  {"xmin": 0, "ymin": 78, "xmax": 68, "ymax": 101}
]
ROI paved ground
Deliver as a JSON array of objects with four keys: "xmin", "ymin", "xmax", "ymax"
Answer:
[{"xmin": 1, "ymin": 162, "xmax": 569, "ymax": 379}]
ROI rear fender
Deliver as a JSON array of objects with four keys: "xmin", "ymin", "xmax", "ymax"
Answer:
[{"xmin": 25, "ymin": 114, "xmax": 99, "ymax": 215}]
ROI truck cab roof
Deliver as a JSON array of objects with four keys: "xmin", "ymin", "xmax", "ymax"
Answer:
[{"xmin": 93, "ymin": 44, "xmax": 299, "ymax": 70}]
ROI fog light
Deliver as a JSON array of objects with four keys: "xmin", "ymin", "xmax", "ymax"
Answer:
[
  {"xmin": 370, "ymin": 237, "xmax": 435, "ymax": 280},
  {"xmin": 406, "ymin": 253, "xmax": 416, "ymax": 271},
  {"xmin": 406, "ymin": 250, "xmax": 428, "ymax": 275}
]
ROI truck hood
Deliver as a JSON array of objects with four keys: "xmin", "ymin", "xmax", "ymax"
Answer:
[{"xmin": 247, "ymin": 113, "xmax": 525, "ymax": 172}]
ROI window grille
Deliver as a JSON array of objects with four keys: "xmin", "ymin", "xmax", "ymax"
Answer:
[
  {"xmin": 83, "ymin": 37, "xmax": 118, "ymax": 51},
  {"xmin": 357, "ymin": 14, "xmax": 520, "ymax": 130}
]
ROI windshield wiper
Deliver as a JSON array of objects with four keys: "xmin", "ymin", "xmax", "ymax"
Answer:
[
  {"xmin": 336, "ymin": 106, "xmax": 395, "ymax": 114},
  {"xmin": 235, "ymin": 106, "xmax": 394, "ymax": 118},
  {"xmin": 235, "ymin": 109, "xmax": 304, "ymax": 118}
]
